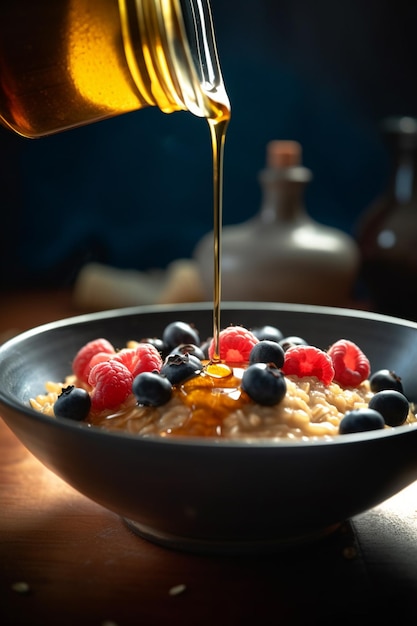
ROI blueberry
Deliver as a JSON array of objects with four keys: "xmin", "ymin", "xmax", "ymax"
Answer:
[
  {"xmin": 249, "ymin": 340, "xmax": 285, "ymax": 368},
  {"xmin": 251, "ymin": 325, "xmax": 284, "ymax": 343},
  {"xmin": 160, "ymin": 353, "xmax": 203, "ymax": 385},
  {"xmin": 140, "ymin": 337, "xmax": 167, "ymax": 356},
  {"xmin": 169, "ymin": 343, "xmax": 206, "ymax": 361},
  {"xmin": 339, "ymin": 408, "xmax": 385, "ymax": 434},
  {"xmin": 54, "ymin": 385, "xmax": 91, "ymax": 421},
  {"xmin": 132, "ymin": 371, "xmax": 172, "ymax": 406},
  {"xmin": 241, "ymin": 363, "xmax": 287, "ymax": 406},
  {"xmin": 279, "ymin": 336, "xmax": 308, "ymax": 352},
  {"xmin": 162, "ymin": 321, "xmax": 200, "ymax": 349},
  {"xmin": 199, "ymin": 338, "xmax": 212, "ymax": 359},
  {"xmin": 368, "ymin": 390, "xmax": 409, "ymax": 427},
  {"xmin": 369, "ymin": 369, "xmax": 404, "ymax": 394}
]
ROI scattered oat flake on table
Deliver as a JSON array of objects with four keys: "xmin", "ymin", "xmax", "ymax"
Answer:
[
  {"xmin": 169, "ymin": 583, "xmax": 187, "ymax": 596},
  {"xmin": 342, "ymin": 546, "xmax": 357, "ymax": 560},
  {"xmin": 11, "ymin": 581, "xmax": 31, "ymax": 594}
]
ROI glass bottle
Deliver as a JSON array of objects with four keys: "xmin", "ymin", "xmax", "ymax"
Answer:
[
  {"xmin": 356, "ymin": 116, "xmax": 417, "ymax": 321},
  {"xmin": 0, "ymin": 0, "xmax": 229, "ymax": 137},
  {"xmin": 194, "ymin": 140, "xmax": 360, "ymax": 306}
]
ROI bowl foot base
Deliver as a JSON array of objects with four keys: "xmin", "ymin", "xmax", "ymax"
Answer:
[{"xmin": 123, "ymin": 517, "xmax": 342, "ymax": 555}]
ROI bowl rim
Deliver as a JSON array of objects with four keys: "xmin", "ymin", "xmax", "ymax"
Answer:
[{"xmin": 1, "ymin": 300, "xmax": 417, "ymax": 450}]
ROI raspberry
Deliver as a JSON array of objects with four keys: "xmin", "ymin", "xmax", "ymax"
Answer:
[
  {"xmin": 88, "ymin": 351, "xmax": 114, "ymax": 370},
  {"xmin": 208, "ymin": 325, "xmax": 259, "ymax": 364},
  {"xmin": 282, "ymin": 345, "xmax": 335, "ymax": 385},
  {"xmin": 72, "ymin": 338, "xmax": 115, "ymax": 384},
  {"xmin": 88, "ymin": 360, "xmax": 133, "ymax": 411},
  {"xmin": 327, "ymin": 339, "xmax": 370, "ymax": 388},
  {"xmin": 113, "ymin": 343, "xmax": 163, "ymax": 377}
]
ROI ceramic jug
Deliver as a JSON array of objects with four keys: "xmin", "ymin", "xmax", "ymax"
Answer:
[{"xmin": 194, "ymin": 140, "xmax": 360, "ymax": 306}]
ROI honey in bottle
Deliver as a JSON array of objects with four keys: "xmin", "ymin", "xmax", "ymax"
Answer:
[
  {"xmin": 0, "ymin": 0, "xmax": 230, "ymax": 356},
  {"xmin": 0, "ymin": 0, "xmax": 230, "ymax": 137}
]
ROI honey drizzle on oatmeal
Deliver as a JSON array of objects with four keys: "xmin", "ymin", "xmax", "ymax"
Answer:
[{"xmin": 84, "ymin": 371, "xmax": 414, "ymax": 440}]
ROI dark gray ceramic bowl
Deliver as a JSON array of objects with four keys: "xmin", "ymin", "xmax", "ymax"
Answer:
[{"xmin": 1, "ymin": 302, "xmax": 417, "ymax": 554}]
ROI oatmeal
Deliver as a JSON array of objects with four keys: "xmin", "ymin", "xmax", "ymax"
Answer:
[
  {"xmin": 89, "ymin": 374, "xmax": 375, "ymax": 440},
  {"xmin": 30, "ymin": 320, "xmax": 417, "ymax": 440}
]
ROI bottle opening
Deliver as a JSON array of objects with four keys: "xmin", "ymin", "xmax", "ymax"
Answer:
[
  {"xmin": 121, "ymin": 0, "xmax": 230, "ymax": 120},
  {"xmin": 179, "ymin": 0, "xmax": 220, "ymax": 91}
]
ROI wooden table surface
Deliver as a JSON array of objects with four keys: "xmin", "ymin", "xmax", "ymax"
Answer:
[{"xmin": 2, "ymin": 290, "xmax": 417, "ymax": 625}]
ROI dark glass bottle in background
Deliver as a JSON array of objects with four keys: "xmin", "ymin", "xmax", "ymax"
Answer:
[{"xmin": 356, "ymin": 116, "xmax": 417, "ymax": 321}]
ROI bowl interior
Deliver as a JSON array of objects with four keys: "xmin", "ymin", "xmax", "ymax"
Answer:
[{"xmin": 2, "ymin": 301, "xmax": 417, "ymax": 406}]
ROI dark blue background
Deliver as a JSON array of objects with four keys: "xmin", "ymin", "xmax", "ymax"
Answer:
[{"xmin": 1, "ymin": 0, "xmax": 417, "ymax": 288}]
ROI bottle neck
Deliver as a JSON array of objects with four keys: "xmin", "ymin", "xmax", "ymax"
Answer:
[
  {"xmin": 382, "ymin": 118, "xmax": 417, "ymax": 205},
  {"xmin": 391, "ymin": 142, "xmax": 417, "ymax": 205},
  {"xmin": 258, "ymin": 166, "xmax": 311, "ymax": 222},
  {"xmin": 120, "ymin": 0, "xmax": 230, "ymax": 122}
]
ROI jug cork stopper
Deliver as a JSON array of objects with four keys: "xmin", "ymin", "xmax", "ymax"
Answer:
[{"xmin": 267, "ymin": 140, "xmax": 302, "ymax": 168}]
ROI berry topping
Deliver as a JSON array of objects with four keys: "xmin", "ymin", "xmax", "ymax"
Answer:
[
  {"xmin": 162, "ymin": 321, "xmax": 200, "ymax": 350},
  {"xmin": 54, "ymin": 385, "xmax": 91, "ymax": 421},
  {"xmin": 72, "ymin": 338, "xmax": 115, "ymax": 384},
  {"xmin": 87, "ymin": 351, "xmax": 114, "ymax": 370},
  {"xmin": 241, "ymin": 363, "xmax": 287, "ymax": 406},
  {"xmin": 249, "ymin": 340, "xmax": 285, "ymax": 368},
  {"xmin": 208, "ymin": 325, "xmax": 259, "ymax": 364},
  {"xmin": 132, "ymin": 372, "xmax": 172, "ymax": 406},
  {"xmin": 282, "ymin": 345, "xmax": 335, "ymax": 385},
  {"xmin": 168, "ymin": 343, "xmax": 206, "ymax": 361},
  {"xmin": 139, "ymin": 337, "xmax": 167, "ymax": 355},
  {"xmin": 369, "ymin": 369, "xmax": 404, "ymax": 394},
  {"xmin": 113, "ymin": 343, "xmax": 163, "ymax": 377},
  {"xmin": 368, "ymin": 390, "xmax": 409, "ymax": 427},
  {"xmin": 199, "ymin": 339, "xmax": 212, "ymax": 359},
  {"xmin": 279, "ymin": 336, "xmax": 308, "ymax": 352},
  {"xmin": 88, "ymin": 360, "xmax": 133, "ymax": 411},
  {"xmin": 327, "ymin": 339, "xmax": 370, "ymax": 388},
  {"xmin": 339, "ymin": 408, "xmax": 385, "ymax": 434},
  {"xmin": 160, "ymin": 353, "xmax": 203, "ymax": 385},
  {"xmin": 252, "ymin": 325, "xmax": 284, "ymax": 343},
  {"xmin": 44, "ymin": 318, "xmax": 416, "ymax": 441}
]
